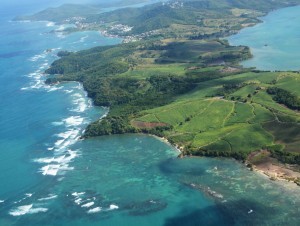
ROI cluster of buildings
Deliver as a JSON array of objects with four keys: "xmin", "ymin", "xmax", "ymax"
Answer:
[
  {"xmin": 162, "ymin": 1, "xmax": 184, "ymax": 9},
  {"xmin": 59, "ymin": 17, "xmax": 160, "ymax": 43}
]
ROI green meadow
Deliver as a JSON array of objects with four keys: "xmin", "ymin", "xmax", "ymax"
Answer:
[{"xmin": 133, "ymin": 69, "xmax": 300, "ymax": 162}]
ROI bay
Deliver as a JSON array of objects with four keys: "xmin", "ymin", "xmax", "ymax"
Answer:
[{"xmin": 228, "ymin": 5, "xmax": 300, "ymax": 71}]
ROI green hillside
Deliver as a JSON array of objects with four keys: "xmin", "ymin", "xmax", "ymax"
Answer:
[
  {"xmin": 45, "ymin": 36, "xmax": 300, "ymax": 165},
  {"xmin": 87, "ymin": 0, "xmax": 300, "ymax": 37},
  {"xmin": 43, "ymin": 0, "xmax": 300, "ymax": 165}
]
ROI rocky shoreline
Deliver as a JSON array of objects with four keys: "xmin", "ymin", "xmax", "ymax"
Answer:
[{"xmin": 246, "ymin": 150, "xmax": 300, "ymax": 186}]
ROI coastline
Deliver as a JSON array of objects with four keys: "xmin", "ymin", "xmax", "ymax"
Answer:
[
  {"xmin": 152, "ymin": 134, "xmax": 300, "ymax": 187},
  {"xmin": 246, "ymin": 150, "xmax": 300, "ymax": 186},
  {"xmin": 150, "ymin": 135, "xmax": 182, "ymax": 154},
  {"xmin": 44, "ymin": 4, "xmax": 300, "ymax": 187},
  {"xmin": 4, "ymin": 2, "xmax": 300, "ymax": 226},
  {"xmin": 252, "ymin": 166, "xmax": 300, "ymax": 186}
]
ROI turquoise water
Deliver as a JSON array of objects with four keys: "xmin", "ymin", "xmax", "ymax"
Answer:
[
  {"xmin": 1, "ymin": 2, "xmax": 300, "ymax": 226},
  {"xmin": 228, "ymin": 5, "xmax": 300, "ymax": 71}
]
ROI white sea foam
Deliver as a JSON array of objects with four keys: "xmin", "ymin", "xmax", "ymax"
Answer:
[
  {"xmin": 24, "ymin": 44, "xmax": 90, "ymax": 178},
  {"xmin": 64, "ymin": 89, "xmax": 73, "ymax": 94},
  {"xmin": 34, "ymin": 155, "xmax": 65, "ymax": 164},
  {"xmin": 53, "ymin": 130, "xmax": 80, "ymax": 152},
  {"xmin": 29, "ymin": 53, "xmax": 47, "ymax": 62},
  {"xmin": 38, "ymin": 194, "xmax": 58, "ymax": 201},
  {"xmin": 46, "ymin": 22, "xmax": 55, "ymax": 27},
  {"xmin": 13, "ymin": 193, "xmax": 34, "ymax": 204},
  {"xmin": 53, "ymin": 130, "xmax": 80, "ymax": 148},
  {"xmin": 100, "ymin": 112, "xmax": 108, "ymax": 119},
  {"xmin": 47, "ymin": 86, "xmax": 63, "ymax": 92},
  {"xmin": 55, "ymin": 139, "xmax": 65, "ymax": 147},
  {"xmin": 63, "ymin": 116, "xmax": 84, "ymax": 127},
  {"xmin": 41, "ymin": 165, "xmax": 60, "ymax": 176},
  {"xmin": 57, "ymin": 130, "xmax": 79, "ymax": 139},
  {"xmin": 52, "ymin": 121, "xmax": 64, "ymax": 126},
  {"xmin": 9, "ymin": 204, "xmax": 47, "ymax": 216},
  {"xmin": 60, "ymin": 140, "xmax": 72, "ymax": 149},
  {"xmin": 55, "ymin": 25, "xmax": 66, "ymax": 32},
  {"xmin": 21, "ymin": 67, "xmax": 47, "ymax": 91},
  {"xmin": 74, "ymin": 198, "xmax": 82, "ymax": 205},
  {"xmin": 72, "ymin": 192, "xmax": 85, "ymax": 196},
  {"xmin": 87, "ymin": 99, "xmax": 93, "ymax": 108},
  {"xmin": 81, "ymin": 202, "xmax": 94, "ymax": 208},
  {"xmin": 72, "ymin": 191, "xmax": 86, "ymax": 205},
  {"xmin": 81, "ymin": 35, "xmax": 89, "ymax": 42},
  {"xmin": 56, "ymin": 164, "xmax": 74, "ymax": 173},
  {"xmin": 37, "ymin": 149, "xmax": 78, "ymax": 176},
  {"xmin": 70, "ymin": 92, "xmax": 89, "ymax": 113},
  {"xmin": 9, "ymin": 204, "xmax": 33, "ymax": 216},
  {"xmin": 72, "ymin": 93, "xmax": 82, "ymax": 98},
  {"xmin": 28, "ymin": 72, "xmax": 38, "ymax": 77},
  {"xmin": 72, "ymin": 102, "xmax": 88, "ymax": 113},
  {"xmin": 87, "ymin": 207, "xmax": 101, "ymax": 214},
  {"xmin": 28, "ymin": 207, "xmax": 48, "ymax": 214},
  {"xmin": 109, "ymin": 204, "xmax": 119, "ymax": 210}
]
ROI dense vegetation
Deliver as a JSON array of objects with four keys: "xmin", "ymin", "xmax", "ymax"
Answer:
[
  {"xmin": 43, "ymin": 0, "xmax": 300, "ymax": 166},
  {"xmin": 46, "ymin": 39, "xmax": 249, "ymax": 135},
  {"xmin": 267, "ymin": 87, "xmax": 300, "ymax": 110}
]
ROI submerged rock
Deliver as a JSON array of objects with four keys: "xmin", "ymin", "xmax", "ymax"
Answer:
[{"xmin": 124, "ymin": 199, "xmax": 167, "ymax": 216}]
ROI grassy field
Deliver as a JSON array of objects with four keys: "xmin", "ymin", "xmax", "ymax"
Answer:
[
  {"xmin": 132, "ymin": 69, "xmax": 300, "ymax": 161},
  {"xmin": 118, "ymin": 63, "xmax": 186, "ymax": 79},
  {"xmin": 263, "ymin": 121, "xmax": 300, "ymax": 154}
]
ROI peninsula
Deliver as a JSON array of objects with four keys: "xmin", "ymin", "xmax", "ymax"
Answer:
[{"xmin": 31, "ymin": 0, "xmax": 300, "ymax": 184}]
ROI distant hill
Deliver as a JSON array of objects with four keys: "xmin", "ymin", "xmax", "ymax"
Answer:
[
  {"xmin": 14, "ymin": 4, "xmax": 102, "ymax": 22},
  {"xmin": 13, "ymin": 0, "xmax": 154, "ymax": 23},
  {"xmin": 87, "ymin": 0, "xmax": 300, "ymax": 35}
]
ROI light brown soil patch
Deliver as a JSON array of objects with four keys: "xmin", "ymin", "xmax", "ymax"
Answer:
[
  {"xmin": 220, "ymin": 66, "xmax": 241, "ymax": 73},
  {"xmin": 187, "ymin": 66, "xmax": 200, "ymax": 70},
  {"xmin": 247, "ymin": 150, "xmax": 300, "ymax": 185},
  {"xmin": 131, "ymin": 120, "xmax": 169, "ymax": 129}
]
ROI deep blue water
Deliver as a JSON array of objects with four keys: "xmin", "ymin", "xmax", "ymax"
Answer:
[{"xmin": 0, "ymin": 2, "xmax": 300, "ymax": 226}]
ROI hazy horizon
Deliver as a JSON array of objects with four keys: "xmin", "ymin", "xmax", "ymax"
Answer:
[{"xmin": 0, "ymin": 0, "xmax": 155, "ymax": 18}]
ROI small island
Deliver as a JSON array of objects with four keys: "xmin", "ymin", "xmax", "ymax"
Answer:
[{"xmin": 38, "ymin": 0, "xmax": 300, "ymax": 185}]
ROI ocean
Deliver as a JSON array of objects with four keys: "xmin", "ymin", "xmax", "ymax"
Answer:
[{"xmin": 0, "ymin": 2, "xmax": 300, "ymax": 226}]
